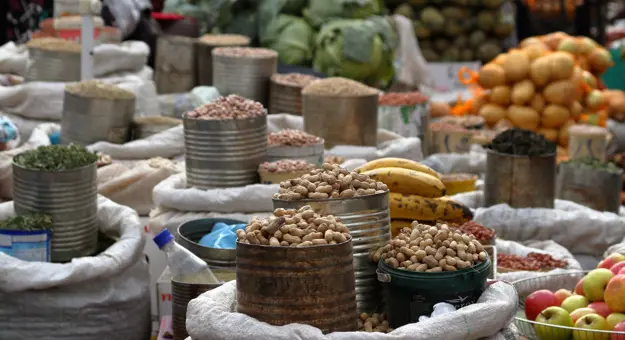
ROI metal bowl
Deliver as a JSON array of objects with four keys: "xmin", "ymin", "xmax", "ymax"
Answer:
[{"xmin": 176, "ymin": 218, "xmax": 244, "ymax": 266}]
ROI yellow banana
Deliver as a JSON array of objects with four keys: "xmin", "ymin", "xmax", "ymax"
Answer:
[
  {"xmin": 363, "ymin": 167, "xmax": 446, "ymax": 197},
  {"xmin": 390, "ymin": 219, "xmax": 414, "ymax": 237},
  {"xmin": 355, "ymin": 157, "xmax": 441, "ymax": 179},
  {"xmin": 440, "ymin": 173, "xmax": 478, "ymax": 196},
  {"xmin": 389, "ymin": 192, "xmax": 473, "ymax": 224}
]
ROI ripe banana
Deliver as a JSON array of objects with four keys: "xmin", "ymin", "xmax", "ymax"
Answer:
[
  {"xmin": 390, "ymin": 219, "xmax": 414, "ymax": 237},
  {"xmin": 356, "ymin": 157, "xmax": 441, "ymax": 179},
  {"xmin": 389, "ymin": 192, "xmax": 473, "ymax": 224},
  {"xmin": 362, "ymin": 167, "xmax": 446, "ymax": 197}
]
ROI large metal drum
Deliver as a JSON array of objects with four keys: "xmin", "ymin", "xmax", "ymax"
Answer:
[
  {"xmin": 155, "ymin": 35, "xmax": 197, "ymax": 94},
  {"xmin": 556, "ymin": 162, "xmax": 622, "ymax": 213},
  {"xmin": 183, "ymin": 115, "xmax": 267, "ymax": 189},
  {"xmin": 12, "ymin": 161, "xmax": 98, "ymax": 262},
  {"xmin": 25, "ymin": 48, "xmax": 81, "ymax": 82},
  {"xmin": 273, "ymin": 192, "xmax": 391, "ymax": 312},
  {"xmin": 172, "ymin": 276, "xmax": 221, "ymax": 340},
  {"xmin": 269, "ymin": 78, "xmax": 304, "ymax": 115},
  {"xmin": 266, "ymin": 141, "xmax": 325, "ymax": 166},
  {"xmin": 195, "ymin": 34, "xmax": 250, "ymax": 86},
  {"xmin": 236, "ymin": 239, "xmax": 358, "ymax": 333}
]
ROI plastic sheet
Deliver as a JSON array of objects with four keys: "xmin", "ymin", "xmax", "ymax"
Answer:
[{"xmin": 198, "ymin": 222, "xmax": 246, "ymax": 249}]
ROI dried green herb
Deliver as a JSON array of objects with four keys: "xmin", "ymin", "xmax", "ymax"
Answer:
[
  {"xmin": 487, "ymin": 128, "xmax": 557, "ymax": 157},
  {"xmin": 562, "ymin": 158, "xmax": 622, "ymax": 174},
  {"xmin": 14, "ymin": 144, "xmax": 98, "ymax": 171},
  {"xmin": 0, "ymin": 214, "xmax": 53, "ymax": 232}
]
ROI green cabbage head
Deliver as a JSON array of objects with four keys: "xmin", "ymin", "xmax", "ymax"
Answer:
[
  {"xmin": 303, "ymin": 0, "xmax": 381, "ymax": 28},
  {"xmin": 313, "ymin": 17, "xmax": 396, "ymax": 86},
  {"xmin": 261, "ymin": 15, "xmax": 315, "ymax": 66}
]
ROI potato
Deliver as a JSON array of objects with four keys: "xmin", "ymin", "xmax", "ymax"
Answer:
[
  {"xmin": 542, "ymin": 31, "xmax": 568, "ymax": 50},
  {"xmin": 478, "ymin": 64, "xmax": 506, "ymax": 89},
  {"xmin": 558, "ymin": 120, "xmax": 576, "ymax": 146},
  {"xmin": 585, "ymin": 89, "xmax": 606, "ymax": 110},
  {"xmin": 492, "ymin": 54, "xmax": 506, "ymax": 66},
  {"xmin": 582, "ymin": 70, "xmax": 597, "ymax": 88},
  {"xmin": 530, "ymin": 94, "xmax": 546, "ymax": 112},
  {"xmin": 541, "ymin": 104, "xmax": 571, "ymax": 128},
  {"xmin": 529, "ymin": 56, "xmax": 551, "ymax": 87},
  {"xmin": 469, "ymin": 93, "xmax": 488, "ymax": 115},
  {"xmin": 523, "ymin": 44, "xmax": 548, "ymax": 61},
  {"xmin": 569, "ymin": 101, "xmax": 583, "ymax": 120},
  {"xmin": 537, "ymin": 127, "xmax": 558, "ymax": 142},
  {"xmin": 507, "ymin": 105, "xmax": 540, "ymax": 130},
  {"xmin": 520, "ymin": 37, "xmax": 543, "ymax": 48},
  {"xmin": 511, "ymin": 80, "xmax": 535, "ymax": 105},
  {"xmin": 543, "ymin": 81, "xmax": 576, "ymax": 106},
  {"xmin": 479, "ymin": 103, "xmax": 507, "ymax": 125},
  {"xmin": 489, "ymin": 85, "xmax": 511, "ymax": 106},
  {"xmin": 503, "ymin": 50, "xmax": 530, "ymax": 82},
  {"xmin": 570, "ymin": 67, "xmax": 584, "ymax": 98},
  {"xmin": 549, "ymin": 52, "xmax": 576, "ymax": 81},
  {"xmin": 430, "ymin": 102, "xmax": 450, "ymax": 118}
]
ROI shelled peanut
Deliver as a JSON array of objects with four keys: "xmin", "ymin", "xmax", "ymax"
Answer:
[
  {"xmin": 236, "ymin": 205, "xmax": 350, "ymax": 247},
  {"xmin": 358, "ymin": 313, "xmax": 393, "ymax": 333},
  {"xmin": 372, "ymin": 222, "xmax": 488, "ymax": 272},
  {"xmin": 273, "ymin": 163, "xmax": 388, "ymax": 200}
]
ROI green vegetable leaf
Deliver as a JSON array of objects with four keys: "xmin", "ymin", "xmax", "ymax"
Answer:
[
  {"xmin": 14, "ymin": 144, "xmax": 98, "ymax": 171},
  {"xmin": 0, "ymin": 214, "xmax": 53, "ymax": 232}
]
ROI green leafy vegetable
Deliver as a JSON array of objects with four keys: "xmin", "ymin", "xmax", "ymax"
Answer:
[
  {"xmin": 14, "ymin": 144, "xmax": 98, "ymax": 171},
  {"xmin": 303, "ymin": 0, "xmax": 381, "ymax": 28},
  {"xmin": 562, "ymin": 158, "xmax": 622, "ymax": 174},
  {"xmin": 261, "ymin": 15, "xmax": 315, "ymax": 65},
  {"xmin": 0, "ymin": 214, "xmax": 53, "ymax": 232}
]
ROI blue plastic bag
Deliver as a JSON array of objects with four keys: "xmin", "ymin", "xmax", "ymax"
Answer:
[{"xmin": 198, "ymin": 222, "xmax": 246, "ymax": 249}]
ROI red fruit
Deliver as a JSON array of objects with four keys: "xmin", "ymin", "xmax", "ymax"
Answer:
[
  {"xmin": 589, "ymin": 301, "xmax": 613, "ymax": 318},
  {"xmin": 612, "ymin": 262, "xmax": 625, "ymax": 275},
  {"xmin": 620, "ymin": 268, "xmax": 625, "ymax": 275},
  {"xmin": 576, "ymin": 279, "xmax": 585, "ymax": 295},
  {"xmin": 612, "ymin": 321, "xmax": 625, "ymax": 340},
  {"xmin": 525, "ymin": 290, "xmax": 559, "ymax": 321}
]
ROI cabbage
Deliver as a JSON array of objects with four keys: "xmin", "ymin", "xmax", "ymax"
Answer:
[
  {"xmin": 303, "ymin": 0, "xmax": 381, "ymax": 28},
  {"xmin": 261, "ymin": 15, "xmax": 315, "ymax": 66},
  {"xmin": 313, "ymin": 17, "xmax": 396, "ymax": 86}
]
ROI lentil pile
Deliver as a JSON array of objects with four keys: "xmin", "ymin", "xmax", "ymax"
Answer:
[
  {"xmin": 271, "ymin": 73, "xmax": 319, "ymax": 88},
  {"xmin": 267, "ymin": 129, "xmax": 322, "ymax": 147},
  {"xmin": 259, "ymin": 160, "xmax": 315, "ymax": 174},
  {"xmin": 372, "ymin": 222, "xmax": 488, "ymax": 272},
  {"xmin": 213, "ymin": 47, "xmax": 277, "ymax": 58},
  {"xmin": 236, "ymin": 205, "xmax": 350, "ymax": 247},
  {"xmin": 378, "ymin": 91, "xmax": 428, "ymax": 106},
  {"xmin": 497, "ymin": 252, "xmax": 568, "ymax": 271},
  {"xmin": 185, "ymin": 95, "xmax": 265, "ymax": 120},
  {"xmin": 487, "ymin": 128, "xmax": 557, "ymax": 156},
  {"xmin": 65, "ymin": 80, "xmax": 135, "ymax": 100},
  {"xmin": 273, "ymin": 163, "xmax": 388, "ymax": 200},
  {"xmin": 26, "ymin": 37, "xmax": 81, "ymax": 53},
  {"xmin": 358, "ymin": 313, "xmax": 393, "ymax": 333},
  {"xmin": 301, "ymin": 77, "xmax": 379, "ymax": 97},
  {"xmin": 198, "ymin": 34, "xmax": 250, "ymax": 46}
]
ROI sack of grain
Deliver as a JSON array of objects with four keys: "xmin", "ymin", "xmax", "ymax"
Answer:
[
  {"xmin": 97, "ymin": 158, "xmax": 183, "ymax": 215},
  {"xmin": 89, "ymin": 124, "xmax": 184, "ymax": 160},
  {"xmin": 0, "ymin": 42, "xmax": 28, "ymax": 76},
  {"xmin": 0, "ymin": 196, "xmax": 150, "ymax": 340},
  {"xmin": 185, "ymin": 280, "xmax": 518, "ymax": 340},
  {"xmin": 0, "ymin": 123, "xmax": 57, "ymax": 199}
]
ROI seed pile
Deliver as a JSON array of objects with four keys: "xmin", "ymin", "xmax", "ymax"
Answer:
[
  {"xmin": 358, "ymin": 313, "xmax": 393, "ymax": 333},
  {"xmin": 271, "ymin": 73, "xmax": 319, "ymax": 88},
  {"xmin": 302, "ymin": 77, "xmax": 379, "ymax": 97},
  {"xmin": 185, "ymin": 95, "xmax": 265, "ymax": 120},
  {"xmin": 15, "ymin": 144, "xmax": 98, "ymax": 171},
  {"xmin": 199, "ymin": 34, "xmax": 250, "ymax": 46},
  {"xmin": 65, "ymin": 80, "xmax": 135, "ymax": 100},
  {"xmin": 378, "ymin": 91, "xmax": 428, "ymax": 106},
  {"xmin": 259, "ymin": 160, "xmax": 315, "ymax": 173},
  {"xmin": 236, "ymin": 205, "xmax": 350, "ymax": 247},
  {"xmin": 213, "ymin": 47, "xmax": 277, "ymax": 58},
  {"xmin": 488, "ymin": 128, "xmax": 557, "ymax": 156},
  {"xmin": 372, "ymin": 222, "xmax": 488, "ymax": 272},
  {"xmin": 273, "ymin": 163, "xmax": 388, "ymax": 200},
  {"xmin": 497, "ymin": 252, "xmax": 568, "ymax": 271},
  {"xmin": 456, "ymin": 221, "xmax": 495, "ymax": 242},
  {"xmin": 267, "ymin": 129, "xmax": 322, "ymax": 147},
  {"xmin": 26, "ymin": 37, "xmax": 81, "ymax": 53}
]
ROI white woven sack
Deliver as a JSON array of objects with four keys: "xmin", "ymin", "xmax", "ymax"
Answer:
[
  {"xmin": 0, "ymin": 123, "xmax": 58, "ymax": 199},
  {"xmin": 89, "ymin": 124, "xmax": 185, "ymax": 160},
  {"xmin": 0, "ymin": 196, "xmax": 151, "ymax": 340},
  {"xmin": 421, "ymin": 144, "xmax": 487, "ymax": 175},
  {"xmin": 184, "ymin": 280, "xmax": 518, "ymax": 340}
]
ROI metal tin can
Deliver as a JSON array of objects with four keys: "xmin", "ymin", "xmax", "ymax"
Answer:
[
  {"xmin": 195, "ymin": 37, "xmax": 250, "ymax": 86},
  {"xmin": 269, "ymin": 79, "xmax": 305, "ymax": 115},
  {"xmin": 430, "ymin": 129, "xmax": 473, "ymax": 154},
  {"xmin": 266, "ymin": 142, "xmax": 325, "ymax": 166},
  {"xmin": 155, "ymin": 35, "xmax": 197, "ymax": 94},
  {"xmin": 556, "ymin": 162, "xmax": 622, "ymax": 213},
  {"xmin": 25, "ymin": 47, "xmax": 81, "ymax": 82},
  {"xmin": 171, "ymin": 275, "xmax": 221, "ymax": 340}
]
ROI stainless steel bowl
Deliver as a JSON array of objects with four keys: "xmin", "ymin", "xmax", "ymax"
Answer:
[{"xmin": 176, "ymin": 218, "xmax": 243, "ymax": 266}]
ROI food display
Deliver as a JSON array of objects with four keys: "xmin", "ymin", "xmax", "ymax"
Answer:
[
  {"xmin": 378, "ymin": 91, "xmax": 429, "ymax": 106},
  {"xmin": 372, "ymin": 222, "xmax": 488, "ymax": 272},
  {"xmin": 65, "ymin": 80, "xmax": 136, "ymax": 100},
  {"xmin": 455, "ymin": 221, "xmax": 496, "ymax": 244},
  {"xmin": 497, "ymin": 252, "xmax": 568, "ymax": 272},
  {"xmin": 604, "ymin": 90, "xmax": 625, "ymax": 122},
  {"xmin": 267, "ymin": 129, "xmax": 322, "ymax": 147},
  {"xmin": 26, "ymin": 37, "xmax": 81, "ymax": 52},
  {"xmin": 323, "ymin": 155, "xmax": 344, "ymax": 165},
  {"xmin": 357, "ymin": 313, "xmax": 393, "ymax": 333},
  {"xmin": 302, "ymin": 77, "xmax": 380, "ymax": 97},
  {"xmin": 236, "ymin": 205, "xmax": 350, "ymax": 247},
  {"xmin": 258, "ymin": 159, "xmax": 316, "ymax": 184},
  {"xmin": 440, "ymin": 173, "xmax": 478, "ymax": 195},
  {"xmin": 185, "ymin": 94, "xmax": 265, "ymax": 120},
  {"xmin": 15, "ymin": 144, "xmax": 98, "ymax": 171}
]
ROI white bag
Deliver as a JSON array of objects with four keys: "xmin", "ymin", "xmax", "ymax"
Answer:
[
  {"xmin": 98, "ymin": 158, "xmax": 183, "ymax": 215},
  {"xmin": 0, "ymin": 42, "xmax": 28, "ymax": 76},
  {"xmin": 89, "ymin": 125, "xmax": 185, "ymax": 160},
  {"xmin": 0, "ymin": 196, "xmax": 151, "ymax": 340},
  {"xmin": 421, "ymin": 144, "xmax": 487, "ymax": 175},
  {"xmin": 0, "ymin": 123, "xmax": 58, "ymax": 199},
  {"xmin": 185, "ymin": 280, "xmax": 518, "ymax": 340},
  {"xmin": 391, "ymin": 15, "xmax": 434, "ymax": 89}
]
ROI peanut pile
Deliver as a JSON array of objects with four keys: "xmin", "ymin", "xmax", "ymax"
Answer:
[
  {"xmin": 372, "ymin": 222, "xmax": 488, "ymax": 272},
  {"xmin": 271, "ymin": 73, "xmax": 319, "ymax": 88},
  {"xmin": 65, "ymin": 80, "xmax": 135, "ymax": 100},
  {"xmin": 185, "ymin": 95, "xmax": 265, "ymax": 120},
  {"xmin": 213, "ymin": 47, "xmax": 277, "ymax": 58},
  {"xmin": 456, "ymin": 221, "xmax": 495, "ymax": 242},
  {"xmin": 273, "ymin": 163, "xmax": 388, "ymax": 200},
  {"xmin": 301, "ymin": 77, "xmax": 379, "ymax": 97},
  {"xmin": 236, "ymin": 205, "xmax": 350, "ymax": 247},
  {"xmin": 259, "ymin": 159, "xmax": 315, "ymax": 174},
  {"xmin": 324, "ymin": 155, "xmax": 344, "ymax": 165},
  {"xmin": 267, "ymin": 129, "xmax": 322, "ymax": 147},
  {"xmin": 358, "ymin": 313, "xmax": 393, "ymax": 333},
  {"xmin": 378, "ymin": 91, "xmax": 428, "ymax": 106},
  {"xmin": 199, "ymin": 34, "xmax": 249, "ymax": 46}
]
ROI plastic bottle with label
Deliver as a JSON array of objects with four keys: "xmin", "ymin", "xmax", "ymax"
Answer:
[{"xmin": 153, "ymin": 229, "xmax": 219, "ymax": 284}]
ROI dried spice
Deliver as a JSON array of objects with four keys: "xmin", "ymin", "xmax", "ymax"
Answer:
[
  {"xmin": 561, "ymin": 158, "xmax": 621, "ymax": 174},
  {"xmin": 14, "ymin": 144, "xmax": 98, "ymax": 171},
  {"xmin": 0, "ymin": 214, "xmax": 53, "ymax": 232},
  {"xmin": 487, "ymin": 128, "xmax": 556, "ymax": 156},
  {"xmin": 302, "ymin": 77, "xmax": 379, "ymax": 97}
]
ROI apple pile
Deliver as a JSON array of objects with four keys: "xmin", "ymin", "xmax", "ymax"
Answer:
[{"xmin": 525, "ymin": 254, "xmax": 625, "ymax": 340}]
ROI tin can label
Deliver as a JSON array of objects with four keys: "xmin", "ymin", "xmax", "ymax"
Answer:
[{"xmin": 0, "ymin": 229, "xmax": 52, "ymax": 262}]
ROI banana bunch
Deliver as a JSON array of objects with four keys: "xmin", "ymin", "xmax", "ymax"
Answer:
[{"xmin": 356, "ymin": 158, "xmax": 473, "ymax": 235}]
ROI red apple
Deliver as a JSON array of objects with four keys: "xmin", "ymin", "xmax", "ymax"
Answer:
[
  {"xmin": 612, "ymin": 262, "xmax": 625, "ymax": 275},
  {"xmin": 589, "ymin": 301, "xmax": 613, "ymax": 318},
  {"xmin": 606, "ymin": 275, "xmax": 625, "ymax": 313},
  {"xmin": 598, "ymin": 254, "xmax": 625, "ymax": 270},
  {"xmin": 575, "ymin": 278, "xmax": 585, "ymax": 295},
  {"xmin": 612, "ymin": 321, "xmax": 625, "ymax": 340},
  {"xmin": 620, "ymin": 267, "xmax": 625, "ymax": 276},
  {"xmin": 554, "ymin": 289, "xmax": 573, "ymax": 305},
  {"xmin": 571, "ymin": 307, "xmax": 597, "ymax": 323},
  {"xmin": 525, "ymin": 290, "xmax": 558, "ymax": 321}
]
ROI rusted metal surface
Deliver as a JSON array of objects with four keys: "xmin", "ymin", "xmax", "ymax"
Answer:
[{"xmin": 236, "ymin": 240, "xmax": 358, "ymax": 333}]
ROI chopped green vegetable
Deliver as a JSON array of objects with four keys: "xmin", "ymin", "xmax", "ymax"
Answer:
[
  {"xmin": 562, "ymin": 158, "xmax": 622, "ymax": 174},
  {"xmin": 14, "ymin": 144, "xmax": 98, "ymax": 171},
  {"xmin": 0, "ymin": 214, "xmax": 53, "ymax": 232}
]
